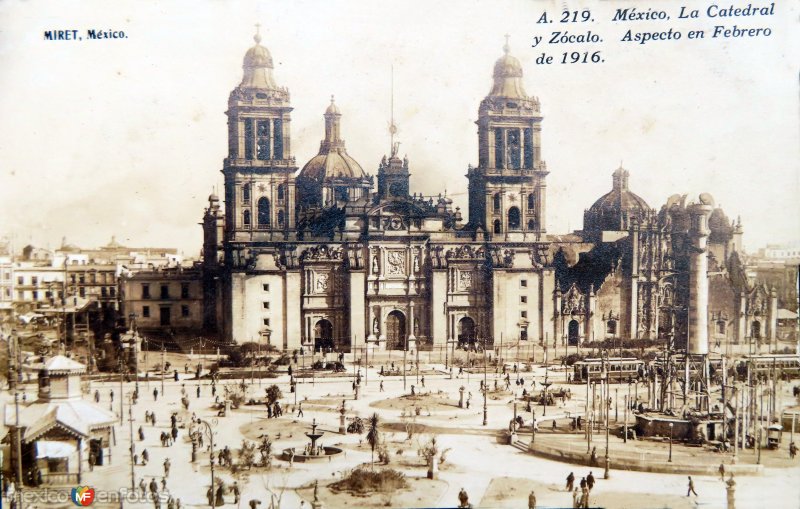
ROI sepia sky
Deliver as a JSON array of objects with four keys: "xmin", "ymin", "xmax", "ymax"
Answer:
[{"xmin": 0, "ymin": 0, "xmax": 798, "ymax": 256}]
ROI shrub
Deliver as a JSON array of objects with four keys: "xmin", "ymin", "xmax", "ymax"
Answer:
[{"xmin": 330, "ymin": 468, "xmax": 407, "ymax": 495}]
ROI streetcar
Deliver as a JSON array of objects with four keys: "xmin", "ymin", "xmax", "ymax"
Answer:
[
  {"xmin": 734, "ymin": 354, "xmax": 800, "ymax": 380},
  {"xmin": 571, "ymin": 357, "xmax": 644, "ymax": 383}
]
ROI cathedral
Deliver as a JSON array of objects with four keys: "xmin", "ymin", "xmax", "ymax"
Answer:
[{"xmin": 200, "ymin": 30, "xmax": 778, "ymax": 354}]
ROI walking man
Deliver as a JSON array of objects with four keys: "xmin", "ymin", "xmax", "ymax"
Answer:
[
  {"xmin": 586, "ymin": 471, "xmax": 595, "ymax": 491},
  {"xmin": 164, "ymin": 458, "xmax": 171, "ymax": 477},
  {"xmin": 297, "ymin": 402, "xmax": 304, "ymax": 418},
  {"xmin": 687, "ymin": 476, "xmax": 698, "ymax": 497},
  {"xmin": 566, "ymin": 472, "xmax": 575, "ymax": 491},
  {"xmin": 154, "ymin": 388, "xmax": 159, "ymax": 401},
  {"xmin": 197, "ymin": 385, "xmax": 201, "ymax": 398},
  {"xmin": 380, "ymin": 381, "xmax": 384, "ymax": 392},
  {"xmin": 719, "ymin": 463, "xmax": 725, "ymax": 481}
]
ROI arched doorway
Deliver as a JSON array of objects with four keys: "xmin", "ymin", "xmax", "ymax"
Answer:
[
  {"xmin": 257, "ymin": 197, "xmax": 270, "ymax": 228},
  {"xmin": 458, "ymin": 317, "xmax": 476, "ymax": 347},
  {"xmin": 568, "ymin": 319, "xmax": 580, "ymax": 346},
  {"xmin": 386, "ymin": 311, "xmax": 406, "ymax": 350},
  {"xmin": 751, "ymin": 320, "xmax": 761, "ymax": 340},
  {"xmin": 314, "ymin": 319, "xmax": 333, "ymax": 350},
  {"xmin": 508, "ymin": 207, "xmax": 521, "ymax": 230}
]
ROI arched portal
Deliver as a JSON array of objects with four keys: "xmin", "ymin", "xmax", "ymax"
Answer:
[
  {"xmin": 751, "ymin": 320, "xmax": 761, "ymax": 340},
  {"xmin": 508, "ymin": 207, "xmax": 521, "ymax": 230},
  {"xmin": 257, "ymin": 197, "xmax": 270, "ymax": 228},
  {"xmin": 386, "ymin": 311, "xmax": 407, "ymax": 350},
  {"xmin": 458, "ymin": 317, "xmax": 476, "ymax": 347},
  {"xmin": 568, "ymin": 319, "xmax": 580, "ymax": 346},
  {"xmin": 314, "ymin": 319, "xmax": 333, "ymax": 350}
]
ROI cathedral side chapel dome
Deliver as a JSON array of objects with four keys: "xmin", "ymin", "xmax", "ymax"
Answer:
[
  {"xmin": 584, "ymin": 167, "xmax": 651, "ymax": 232},
  {"xmin": 300, "ymin": 97, "xmax": 365, "ymax": 181}
]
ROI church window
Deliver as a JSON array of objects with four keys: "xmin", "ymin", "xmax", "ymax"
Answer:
[
  {"xmin": 181, "ymin": 305, "xmax": 190, "ymax": 318},
  {"xmin": 243, "ymin": 210, "xmax": 251, "ymax": 227},
  {"xmin": 257, "ymin": 197, "xmax": 270, "ymax": 228},
  {"xmin": 607, "ymin": 320, "xmax": 617, "ymax": 335},
  {"xmin": 527, "ymin": 193, "xmax": 535, "ymax": 212},
  {"xmin": 508, "ymin": 206, "xmax": 521, "ymax": 229},
  {"xmin": 493, "ymin": 219, "xmax": 501, "ymax": 234},
  {"xmin": 262, "ymin": 284, "xmax": 270, "ymax": 292},
  {"xmin": 493, "ymin": 193, "xmax": 501, "ymax": 211},
  {"xmin": 528, "ymin": 219, "xmax": 535, "ymax": 230},
  {"xmin": 244, "ymin": 119, "xmax": 254, "ymax": 159},
  {"xmin": 263, "ymin": 301, "xmax": 270, "ymax": 309},
  {"xmin": 335, "ymin": 187, "xmax": 349, "ymax": 202},
  {"xmin": 142, "ymin": 284, "xmax": 150, "ymax": 299},
  {"xmin": 508, "ymin": 129, "xmax": 521, "ymax": 169},
  {"xmin": 524, "ymin": 128, "xmax": 533, "ymax": 168},
  {"xmin": 277, "ymin": 184, "xmax": 285, "ymax": 201},
  {"xmin": 521, "ymin": 310, "xmax": 528, "ymax": 319},
  {"xmin": 520, "ymin": 279, "xmax": 528, "ymax": 288},
  {"xmin": 142, "ymin": 306, "xmax": 150, "ymax": 318},
  {"xmin": 273, "ymin": 119, "xmax": 283, "ymax": 159},
  {"xmin": 520, "ymin": 296, "xmax": 527, "ymax": 304},
  {"xmin": 716, "ymin": 321, "xmax": 726, "ymax": 334},
  {"xmin": 242, "ymin": 183, "xmax": 251, "ymax": 203},
  {"xmin": 278, "ymin": 210, "xmax": 285, "ymax": 227},
  {"xmin": 494, "ymin": 128, "xmax": 504, "ymax": 168},
  {"xmin": 256, "ymin": 120, "xmax": 271, "ymax": 160}
]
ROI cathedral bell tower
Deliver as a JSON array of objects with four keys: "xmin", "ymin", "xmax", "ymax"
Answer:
[
  {"xmin": 467, "ymin": 37, "xmax": 548, "ymax": 241},
  {"xmin": 223, "ymin": 26, "xmax": 297, "ymax": 241}
]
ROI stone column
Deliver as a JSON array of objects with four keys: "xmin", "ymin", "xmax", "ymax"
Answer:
[
  {"xmin": 408, "ymin": 301, "xmax": 416, "ymax": 350},
  {"xmin": 687, "ymin": 196, "xmax": 714, "ymax": 355}
]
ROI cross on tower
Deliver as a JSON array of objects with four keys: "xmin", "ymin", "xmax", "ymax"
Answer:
[
  {"xmin": 254, "ymin": 23, "xmax": 262, "ymax": 43},
  {"xmin": 503, "ymin": 33, "xmax": 511, "ymax": 53}
]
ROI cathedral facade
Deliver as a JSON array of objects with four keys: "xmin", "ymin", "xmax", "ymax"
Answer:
[{"xmin": 200, "ymin": 32, "xmax": 776, "ymax": 353}]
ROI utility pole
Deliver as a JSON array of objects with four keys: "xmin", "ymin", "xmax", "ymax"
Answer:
[
  {"xmin": 483, "ymin": 336, "xmax": 488, "ymax": 426},
  {"xmin": 119, "ymin": 359, "xmax": 124, "ymax": 425},
  {"xmin": 403, "ymin": 332, "xmax": 407, "ymax": 392},
  {"xmin": 128, "ymin": 394, "xmax": 135, "ymax": 491},
  {"xmin": 161, "ymin": 345, "xmax": 166, "ymax": 396},
  {"xmin": 14, "ymin": 391, "xmax": 23, "ymax": 490}
]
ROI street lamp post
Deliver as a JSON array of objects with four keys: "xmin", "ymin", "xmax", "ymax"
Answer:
[
  {"xmin": 127, "ymin": 394, "xmax": 135, "ymax": 491},
  {"xmin": 668, "ymin": 422, "xmax": 674, "ymax": 462},
  {"xmin": 198, "ymin": 419, "xmax": 216, "ymax": 508},
  {"xmin": 604, "ymin": 367, "xmax": 610, "ymax": 479}
]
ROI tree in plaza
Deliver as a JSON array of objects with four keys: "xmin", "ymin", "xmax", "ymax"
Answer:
[
  {"xmin": 265, "ymin": 385, "xmax": 283, "ymax": 405},
  {"xmin": 238, "ymin": 439, "xmax": 256, "ymax": 470},
  {"xmin": 366, "ymin": 412, "xmax": 381, "ymax": 469},
  {"xmin": 258, "ymin": 435, "xmax": 273, "ymax": 469}
]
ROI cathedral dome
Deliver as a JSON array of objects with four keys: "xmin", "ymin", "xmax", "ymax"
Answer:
[
  {"xmin": 300, "ymin": 150, "xmax": 365, "ymax": 181},
  {"xmin": 239, "ymin": 29, "xmax": 278, "ymax": 89},
  {"xmin": 488, "ymin": 38, "xmax": 527, "ymax": 99},
  {"xmin": 584, "ymin": 167, "xmax": 651, "ymax": 232}
]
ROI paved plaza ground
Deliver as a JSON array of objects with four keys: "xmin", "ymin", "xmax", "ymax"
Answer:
[{"xmin": 2, "ymin": 350, "xmax": 799, "ymax": 509}]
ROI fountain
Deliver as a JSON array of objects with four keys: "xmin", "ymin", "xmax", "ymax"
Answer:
[{"xmin": 282, "ymin": 418, "xmax": 343, "ymax": 463}]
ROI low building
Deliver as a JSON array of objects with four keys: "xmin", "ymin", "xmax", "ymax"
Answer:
[
  {"xmin": 120, "ymin": 266, "xmax": 205, "ymax": 345},
  {"xmin": 3, "ymin": 356, "xmax": 116, "ymax": 485}
]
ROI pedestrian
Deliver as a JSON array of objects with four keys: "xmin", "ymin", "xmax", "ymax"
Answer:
[
  {"xmin": 466, "ymin": 392, "xmax": 472, "ymax": 409},
  {"xmin": 421, "ymin": 376, "xmax": 425, "ymax": 387},
  {"xmin": 687, "ymin": 476, "xmax": 698, "ymax": 497},
  {"xmin": 161, "ymin": 477, "xmax": 167, "ymax": 491},
  {"xmin": 590, "ymin": 446, "xmax": 597, "ymax": 466},
  {"xmin": 552, "ymin": 420, "xmax": 557, "ymax": 431},
  {"xmin": 164, "ymin": 458, "xmax": 171, "ymax": 477},
  {"xmin": 154, "ymin": 388, "xmax": 159, "ymax": 401},
  {"xmin": 528, "ymin": 490, "xmax": 536, "ymax": 509},
  {"xmin": 297, "ymin": 402, "xmax": 304, "ymax": 418},
  {"xmin": 110, "ymin": 389, "xmax": 114, "ymax": 403},
  {"xmin": 380, "ymin": 381, "xmax": 384, "ymax": 392},
  {"xmin": 790, "ymin": 442, "xmax": 797, "ymax": 459},
  {"xmin": 149, "ymin": 477, "xmax": 159, "ymax": 495},
  {"xmin": 458, "ymin": 488, "xmax": 469, "ymax": 508},
  {"xmin": 232, "ymin": 482, "xmax": 240, "ymax": 504},
  {"xmin": 579, "ymin": 477, "xmax": 586, "ymax": 490},
  {"xmin": 88, "ymin": 451, "xmax": 96, "ymax": 471},
  {"xmin": 142, "ymin": 448, "xmax": 150, "ymax": 465},
  {"xmin": 197, "ymin": 385, "xmax": 201, "ymax": 398},
  {"xmin": 249, "ymin": 500, "xmax": 261, "ymax": 509},
  {"xmin": 168, "ymin": 497, "xmax": 175, "ymax": 509},
  {"xmin": 566, "ymin": 471, "xmax": 575, "ymax": 491},
  {"xmin": 94, "ymin": 389, "xmax": 100, "ymax": 403},
  {"xmin": 586, "ymin": 471, "xmax": 595, "ymax": 490},
  {"xmin": 171, "ymin": 426, "xmax": 179, "ymax": 442},
  {"xmin": 719, "ymin": 462, "xmax": 725, "ymax": 481},
  {"xmin": 215, "ymin": 485, "xmax": 225, "ymax": 506},
  {"xmin": 139, "ymin": 426, "xmax": 145, "ymax": 441},
  {"xmin": 139, "ymin": 478, "xmax": 147, "ymax": 497}
]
